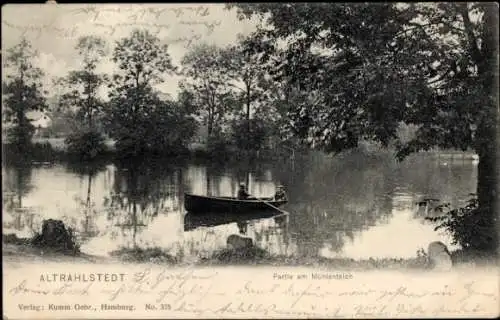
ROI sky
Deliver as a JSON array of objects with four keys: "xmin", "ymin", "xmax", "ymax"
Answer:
[{"xmin": 1, "ymin": 3, "xmax": 259, "ymax": 99}]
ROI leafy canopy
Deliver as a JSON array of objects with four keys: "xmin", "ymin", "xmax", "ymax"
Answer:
[
  {"xmin": 57, "ymin": 36, "xmax": 109, "ymax": 127},
  {"xmin": 230, "ymin": 3, "xmax": 498, "ymax": 158},
  {"xmin": 105, "ymin": 29, "xmax": 193, "ymax": 155},
  {"xmin": 2, "ymin": 38, "xmax": 47, "ymax": 147}
]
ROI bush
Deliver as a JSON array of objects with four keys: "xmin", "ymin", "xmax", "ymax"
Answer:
[
  {"xmin": 104, "ymin": 90, "xmax": 197, "ymax": 157},
  {"xmin": 65, "ymin": 129, "xmax": 107, "ymax": 160},
  {"xmin": 113, "ymin": 135, "xmax": 148, "ymax": 158},
  {"xmin": 3, "ymin": 141, "xmax": 60, "ymax": 164},
  {"xmin": 5, "ymin": 123, "xmax": 35, "ymax": 152},
  {"xmin": 109, "ymin": 246, "xmax": 177, "ymax": 264},
  {"xmin": 231, "ymin": 118, "xmax": 270, "ymax": 151},
  {"xmin": 425, "ymin": 198, "xmax": 497, "ymax": 253},
  {"xmin": 211, "ymin": 246, "xmax": 270, "ymax": 264},
  {"xmin": 206, "ymin": 130, "xmax": 233, "ymax": 156}
]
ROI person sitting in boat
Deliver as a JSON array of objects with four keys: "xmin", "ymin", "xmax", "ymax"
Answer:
[
  {"xmin": 274, "ymin": 185, "xmax": 288, "ymax": 201},
  {"xmin": 237, "ymin": 184, "xmax": 250, "ymax": 199}
]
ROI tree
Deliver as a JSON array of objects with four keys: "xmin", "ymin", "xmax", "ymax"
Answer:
[
  {"xmin": 58, "ymin": 36, "xmax": 108, "ymax": 128},
  {"xmin": 180, "ymin": 43, "xmax": 235, "ymax": 137},
  {"xmin": 105, "ymin": 29, "xmax": 188, "ymax": 156},
  {"xmin": 232, "ymin": 3, "xmax": 498, "ymax": 252},
  {"xmin": 224, "ymin": 35, "xmax": 271, "ymax": 137},
  {"xmin": 250, "ymin": 66, "xmax": 315, "ymax": 149},
  {"xmin": 2, "ymin": 38, "xmax": 47, "ymax": 150},
  {"xmin": 56, "ymin": 36, "xmax": 109, "ymax": 159}
]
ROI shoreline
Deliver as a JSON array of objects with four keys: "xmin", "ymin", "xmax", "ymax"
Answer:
[{"xmin": 4, "ymin": 242, "xmax": 497, "ymax": 271}]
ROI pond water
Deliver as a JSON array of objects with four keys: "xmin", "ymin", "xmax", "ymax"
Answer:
[{"xmin": 2, "ymin": 151, "xmax": 478, "ymax": 261}]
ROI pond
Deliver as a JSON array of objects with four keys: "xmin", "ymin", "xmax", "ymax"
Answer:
[{"xmin": 2, "ymin": 151, "xmax": 477, "ymax": 261}]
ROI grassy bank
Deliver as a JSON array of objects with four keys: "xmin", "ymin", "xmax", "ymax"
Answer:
[{"xmin": 4, "ymin": 233, "xmax": 496, "ymax": 270}]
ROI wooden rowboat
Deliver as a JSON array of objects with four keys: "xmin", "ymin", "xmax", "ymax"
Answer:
[{"xmin": 184, "ymin": 193, "xmax": 287, "ymax": 214}]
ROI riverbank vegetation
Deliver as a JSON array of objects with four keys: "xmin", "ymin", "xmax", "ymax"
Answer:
[
  {"xmin": 2, "ymin": 3, "xmax": 497, "ymax": 259},
  {"xmin": 5, "ymin": 233, "xmax": 496, "ymax": 270}
]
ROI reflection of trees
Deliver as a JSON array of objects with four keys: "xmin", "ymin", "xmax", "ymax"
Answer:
[
  {"xmin": 204, "ymin": 161, "xmax": 273, "ymax": 197},
  {"xmin": 273, "ymin": 152, "xmax": 395, "ymax": 257},
  {"xmin": 272, "ymin": 152, "xmax": 477, "ymax": 258},
  {"xmin": 206, "ymin": 164, "xmax": 225, "ymax": 196},
  {"xmin": 2, "ymin": 164, "xmax": 35, "ymax": 231},
  {"xmin": 3, "ymin": 164, "xmax": 33, "ymax": 208},
  {"xmin": 251, "ymin": 214, "xmax": 290, "ymax": 256},
  {"xmin": 397, "ymin": 155, "xmax": 477, "ymax": 215},
  {"xmin": 187, "ymin": 158, "xmax": 279, "ymax": 198},
  {"xmin": 103, "ymin": 158, "xmax": 180, "ymax": 247},
  {"xmin": 65, "ymin": 160, "xmax": 108, "ymax": 238},
  {"xmin": 226, "ymin": 160, "xmax": 277, "ymax": 197}
]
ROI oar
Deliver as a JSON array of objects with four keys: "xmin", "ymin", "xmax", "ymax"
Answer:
[{"xmin": 252, "ymin": 196, "xmax": 289, "ymax": 216}]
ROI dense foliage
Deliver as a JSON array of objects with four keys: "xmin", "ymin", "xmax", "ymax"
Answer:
[
  {"xmin": 2, "ymin": 39, "xmax": 47, "ymax": 151},
  {"xmin": 231, "ymin": 3, "xmax": 498, "ymax": 252},
  {"xmin": 426, "ymin": 198, "xmax": 495, "ymax": 252},
  {"xmin": 58, "ymin": 36, "xmax": 108, "ymax": 127},
  {"xmin": 180, "ymin": 43, "xmax": 235, "ymax": 137},
  {"xmin": 57, "ymin": 36, "xmax": 109, "ymax": 158},
  {"xmin": 231, "ymin": 118, "xmax": 271, "ymax": 151},
  {"xmin": 65, "ymin": 129, "xmax": 107, "ymax": 160},
  {"xmin": 104, "ymin": 29, "xmax": 196, "ymax": 156},
  {"xmin": 2, "ymin": 6, "xmax": 497, "ymax": 253}
]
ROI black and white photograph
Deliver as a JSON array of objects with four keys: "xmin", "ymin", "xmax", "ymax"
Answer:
[{"xmin": 2, "ymin": 2, "xmax": 499, "ymax": 319}]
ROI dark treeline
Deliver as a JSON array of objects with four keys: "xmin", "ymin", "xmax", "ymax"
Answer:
[
  {"xmin": 2, "ymin": 30, "xmax": 299, "ymax": 162},
  {"xmin": 2, "ymin": 3, "xmax": 497, "ymax": 254}
]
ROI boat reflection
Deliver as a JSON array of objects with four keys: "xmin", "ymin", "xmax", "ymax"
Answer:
[{"xmin": 184, "ymin": 210, "xmax": 289, "ymax": 232}]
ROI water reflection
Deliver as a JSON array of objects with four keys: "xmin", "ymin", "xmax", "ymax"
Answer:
[
  {"xmin": 65, "ymin": 161, "xmax": 109, "ymax": 239},
  {"xmin": 184, "ymin": 210, "xmax": 281, "ymax": 232},
  {"xmin": 2, "ymin": 152, "xmax": 477, "ymax": 261},
  {"xmin": 2, "ymin": 164, "xmax": 36, "ymax": 236},
  {"xmin": 101, "ymin": 159, "xmax": 183, "ymax": 249}
]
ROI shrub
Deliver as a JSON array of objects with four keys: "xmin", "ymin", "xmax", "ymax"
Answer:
[
  {"xmin": 231, "ymin": 118, "xmax": 270, "ymax": 151},
  {"xmin": 211, "ymin": 246, "xmax": 270, "ymax": 264},
  {"xmin": 425, "ymin": 198, "xmax": 496, "ymax": 253},
  {"xmin": 206, "ymin": 130, "xmax": 233, "ymax": 157},
  {"xmin": 109, "ymin": 246, "xmax": 177, "ymax": 264},
  {"xmin": 65, "ymin": 129, "xmax": 107, "ymax": 160},
  {"xmin": 5, "ymin": 123, "xmax": 35, "ymax": 152}
]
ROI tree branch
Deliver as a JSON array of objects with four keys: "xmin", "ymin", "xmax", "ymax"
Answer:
[{"xmin": 457, "ymin": 3, "xmax": 483, "ymax": 65}]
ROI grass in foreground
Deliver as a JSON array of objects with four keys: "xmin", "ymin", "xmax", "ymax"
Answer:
[
  {"xmin": 109, "ymin": 246, "xmax": 178, "ymax": 264},
  {"xmin": 4, "ymin": 234, "xmax": 497, "ymax": 270},
  {"xmin": 198, "ymin": 247, "xmax": 430, "ymax": 270}
]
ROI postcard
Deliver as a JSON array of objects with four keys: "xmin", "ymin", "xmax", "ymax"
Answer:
[{"xmin": 2, "ymin": 2, "xmax": 499, "ymax": 319}]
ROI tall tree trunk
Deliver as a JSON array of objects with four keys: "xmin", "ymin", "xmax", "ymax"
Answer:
[
  {"xmin": 476, "ymin": 144, "xmax": 497, "ymax": 252},
  {"xmin": 477, "ymin": 147, "xmax": 496, "ymax": 212},
  {"xmin": 87, "ymin": 74, "xmax": 93, "ymax": 128},
  {"xmin": 246, "ymin": 82, "xmax": 251, "ymax": 138},
  {"xmin": 207, "ymin": 108, "xmax": 213, "ymax": 137},
  {"xmin": 16, "ymin": 167, "xmax": 23, "ymax": 208},
  {"xmin": 246, "ymin": 171, "xmax": 250, "ymax": 194},
  {"xmin": 177, "ymin": 168, "xmax": 184, "ymax": 212},
  {"xmin": 206, "ymin": 166, "xmax": 212, "ymax": 196},
  {"xmin": 86, "ymin": 174, "xmax": 92, "ymax": 207},
  {"xmin": 132, "ymin": 200, "xmax": 137, "ymax": 248},
  {"xmin": 85, "ymin": 174, "xmax": 92, "ymax": 233},
  {"xmin": 473, "ymin": 4, "xmax": 498, "ymax": 253}
]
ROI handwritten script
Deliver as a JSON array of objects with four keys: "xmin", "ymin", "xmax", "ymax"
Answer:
[
  {"xmin": 5, "ymin": 266, "xmax": 499, "ymax": 318},
  {"xmin": 2, "ymin": 4, "xmax": 222, "ymax": 47}
]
